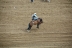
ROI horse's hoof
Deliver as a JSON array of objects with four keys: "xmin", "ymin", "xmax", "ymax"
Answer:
[{"xmin": 27, "ymin": 30, "xmax": 30, "ymax": 32}]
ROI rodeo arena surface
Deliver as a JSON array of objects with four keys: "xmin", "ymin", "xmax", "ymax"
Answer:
[{"xmin": 0, "ymin": 0, "xmax": 72, "ymax": 48}]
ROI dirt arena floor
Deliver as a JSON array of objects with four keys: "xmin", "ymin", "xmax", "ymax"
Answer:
[{"xmin": 0, "ymin": 0, "xmax": 72, "ymax": 48}]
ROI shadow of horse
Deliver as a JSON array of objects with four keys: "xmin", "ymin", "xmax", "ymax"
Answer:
[{"xmin": 27, "ymin": 18, "xmax": 43, "ymax": 32}]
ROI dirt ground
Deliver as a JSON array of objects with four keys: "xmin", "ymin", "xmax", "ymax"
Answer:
[{"xmin": 0, "ymin": 0, "xmax": 72, "ymax": 48}]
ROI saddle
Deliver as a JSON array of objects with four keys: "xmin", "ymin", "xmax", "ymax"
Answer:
[{"xmin": 32, "ymin": 19, "xmax": 37, "ymax": 24}]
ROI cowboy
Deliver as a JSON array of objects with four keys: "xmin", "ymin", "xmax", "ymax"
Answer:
[{"xmin": 32, "ymin": 13, "xmax": 38, "ymax": 20}]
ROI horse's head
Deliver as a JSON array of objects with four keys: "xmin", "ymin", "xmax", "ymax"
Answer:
[
  {"xmin": 40, "ymin": 18, "xmax": 43, "ymax": 23},
  {"xmin": 38, "ymin": 18, "xmax": 43, "ymax": 24}
]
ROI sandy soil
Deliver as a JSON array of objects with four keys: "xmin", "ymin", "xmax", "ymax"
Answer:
[{"xmin": 0, "ymin": 0, "xmax": 72, "ymax": 48}]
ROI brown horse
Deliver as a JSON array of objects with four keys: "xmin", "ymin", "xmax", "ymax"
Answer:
[{"xmin": 27, "ymin": 18, "xmax": 43, "ymax": 31}]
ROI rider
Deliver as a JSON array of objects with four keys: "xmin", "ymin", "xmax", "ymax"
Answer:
[{"xmin": 32, "ymin": 13, "xmax": 38, "ymax": 20}]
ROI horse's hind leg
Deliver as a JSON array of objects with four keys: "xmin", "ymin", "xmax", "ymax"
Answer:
[{"xmin": 27, "ymin": 23, "xmax": 32, "ymax": 30}]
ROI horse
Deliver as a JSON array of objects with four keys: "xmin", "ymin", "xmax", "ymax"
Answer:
[{"xmin": 27, "ymin": 18, "xmax": 43, "ymax": 32}]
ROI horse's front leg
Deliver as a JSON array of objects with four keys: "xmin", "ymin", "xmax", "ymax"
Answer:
[{"xmin": 37, "ymin": 23, "xmax": 40, "ymax": 29}]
